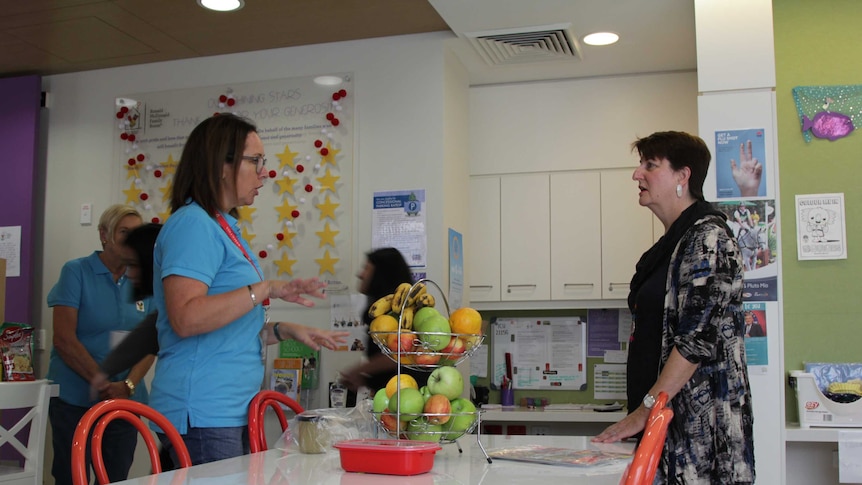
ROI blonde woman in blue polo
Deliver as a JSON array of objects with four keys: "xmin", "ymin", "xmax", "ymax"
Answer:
[
  {"xmin": 149, "ymin": 114, "xmax": 348, "ymax": 465},
  {"xmin": 47, "ymin": 204, "xmax": 154, "ymax": 485}
]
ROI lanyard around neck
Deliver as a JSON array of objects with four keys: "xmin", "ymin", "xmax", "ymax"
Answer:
[{"xmin": 214, "ymin": 212, "xmax": 270, "ymax": 306}]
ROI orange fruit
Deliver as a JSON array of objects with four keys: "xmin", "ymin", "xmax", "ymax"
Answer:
[
  {"xmin": 449, "ymin": 307, "xmax": 482, "ymax": 336},
  {"xmin": 370, "ymin": 314, "xmax": 399, "ymax": 345},
  {"xmin": 385, "ymin": 374, "xmax": 418, "ymax": 398}
]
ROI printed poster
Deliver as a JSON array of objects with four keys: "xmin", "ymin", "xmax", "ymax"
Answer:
[
  {"xmin": 371, "ymin": 189, "xmax": 427, "ymax": 267},
  {"xmin": 448, "ymin": 228, "xmax": 464, "ymax": 310},
  {"xmin": 742, "ymin": 302, "xmax": 768, "ymax": 367},
  {"xmin": 0, "ymin": 226, "xmax": 21, "ymax": 277},
  {"xmin": 712, "ymin": 199, "xmax": 779, "ymax": 301},
  {"xmin": 795, "ymin": 193, "xmax": 847, "ymax": 260},
  {"xmin": 715, "ymin": 128, "xmax": 767, "ymax": 199}
]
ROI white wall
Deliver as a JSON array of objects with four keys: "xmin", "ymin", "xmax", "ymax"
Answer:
[{"xmin": 38, "ymin": 31, "xmax": 461, "ymax": 482}]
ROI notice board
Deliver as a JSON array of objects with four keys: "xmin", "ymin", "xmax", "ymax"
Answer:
[{"xmin": 491, "ymin": 317, "xmax": 587, "ymax": 390}]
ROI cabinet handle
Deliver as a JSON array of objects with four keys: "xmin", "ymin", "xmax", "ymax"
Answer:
[
  {"xmin": 563, "ymin": 283, "xmax": 594, "ymax": 288},
  {"xmin": 507, "ymin": 284, "xmax": 537, "ymax": 293},
  {"xmin": 607, "ymin": 283, "xmax": 630, "ymax": 292},
  {"xmin": 469, "ymin": 285, "xmax": 494, "ymax": 290}
]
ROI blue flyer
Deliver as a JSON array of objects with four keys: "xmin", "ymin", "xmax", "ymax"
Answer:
[{"xmin": 714, "ymin": 128, "xmax": 767, "ymax": 199}]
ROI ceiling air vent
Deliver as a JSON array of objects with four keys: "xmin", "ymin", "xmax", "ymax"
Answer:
[{"xmin": 465, "ymin": 24, "xmax": 582, "ymax": 66}]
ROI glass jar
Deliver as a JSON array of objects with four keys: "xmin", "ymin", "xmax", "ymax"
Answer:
[{"xmin": 296, "ymin": 412, "xmax": 328, "ymax": 454}]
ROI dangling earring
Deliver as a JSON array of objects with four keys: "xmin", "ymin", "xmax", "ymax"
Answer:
[{"xmin": 676, "ymin": 184, "xmax": 683, "ymax": 198}]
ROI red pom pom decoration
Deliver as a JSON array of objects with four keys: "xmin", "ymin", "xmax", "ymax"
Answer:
[
  {"xmin": 332, "ymin": 93, "xmax": 341, "ymax": 101},
  {"xmin": 291, "ymin": 210, "xmax": 300, "ymax": 218},
  {"xmin": 326, "ymin": 113, "xmax": 335, "ymax": 121},
  {"xmin": 268, "ymin": 169, "xmax": 277, "ymax": 178},
  {"xmin": 338, "ymin": 89, "xmax": 347, "ymax": 97},
  {"xmin": 140, "ymin": 193, "xmax": 149, "ymax": 201},
  {"xmin": 314, "ymin": 140, "xmax": 323, "ymax": 148},
  {"xmin": 136, "ymin": 154, "xmax": 145, "ymax": 162},
  {"xmin": 320, "ymin": 148, "xmax": 329, "ymax": 156},
  {"xmin": 258, "ymin": 250, "xmax": 267, "ymax": 259},
  {"xmin": 227, "ymin": 98, "xmax": 236, "ymax": 107},
  {"xmin": 154, "ymin": 170, "xmax": 163, "ymax": 178},
  {"xmin": 116, "ymin": 112, "xmax": 124, "ymax": 119},
  {"xmin": 305, "ymin": 184, "xmax": 313, "ymax": 192},
  {"xmin": 152, "ymin": 217, "xmax": 160, "ymax": 223},
  {"xmin": 296, "ymin": 165, "xmax": 304, "ymax": 173},
  {"xmin": 276, "ymin": 233, "xmax": 285, "ymax": 241},
  {"xmin": 127, "ymin": 158, "xmax": 136, "ymax": 166},
  {"xmin": 128, "ymin": 134, "xmax": 136, "ymax": 142},
  {"xmin": 121, "ymin": 107, "xmax": 129, "ymax": 114},
  {"xmin": 331, "ymin": 118, "xmax": 340, "ymax": 126},
  {"xmin": 219, "ymin": 95, "xmax": 227, "ymax": 103},
  {"xmin": 120, "ymin": 133, "xmax": 129, "ymax": 140}
]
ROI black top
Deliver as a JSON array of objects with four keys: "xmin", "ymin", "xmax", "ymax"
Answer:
[
  {"xmin": 626, "ymin": 263, "xmax": 666, "ymax": 413},
  {"xmin": 101, "ymin": 312, "xmax": 159, "ymax": 377}
]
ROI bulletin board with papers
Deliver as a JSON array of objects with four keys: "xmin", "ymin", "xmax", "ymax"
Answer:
[{"xmin": 490, "ymin": 317, "xmax": 587, "ymax": 390}]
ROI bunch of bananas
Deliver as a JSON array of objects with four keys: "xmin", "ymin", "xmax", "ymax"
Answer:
[{"xmin": 368, "ymin": 282, "xmax": 436, "ymax": 329}]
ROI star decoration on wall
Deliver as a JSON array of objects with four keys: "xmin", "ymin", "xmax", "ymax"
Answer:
[
  {"xmin": 316, "ymin": 195, "xmax": 339, "ymax": 221},
  {"xmin": 126, "ymin": 166, "xmax": 138, "ymax": 180},
  {"xmin": 315, "ymin": 222, "xmax": 339, "ymax": 248},
  {"xmin": 158, "ymin": 208, "xmax": 172, "ymax": 223},
  {"xmin": 162, "ymin": 154, "xmax": 179, "ymax": 175},
  {"xmin": 236, "ymin": 206, "xmax": 256, "ymax": 225},
  {"xmin": 275, "ymin": 175, "xmax": 296, "ymax": 196},
  {"xmin": 316, "ymin": 168, "xmax": 340, "ymax": 193},
  {"xmin": 315, "ymin": 249, "xmax": 339, "ymax": 275},
  {"xmin": 123, "ymin": 181, "xmax": 143, "ymax": 204},
  {"xmin": 240, "ymin": 226, "xmax": 256, "ymax": 245},
  {"xmin": 320, "ymin": 142, "xmax": 341, "ymax": 167},
  {"xmin": 274, "ymin": 252, "xmax": 297, "ymax": 276},
  {"xmin": 160, "ymin": 182, "xmax": 172, "ymax": 203},
  {"xmin": 276, "ymin": 144, "xmax": 300, "ymax": 170},
  {"xmin": 275, "ymin": 199, "xmax": 299, "ymax": 222},
  {"xmin": 277, "ymin": 229, "xmax": 297, "ymax": 249}
]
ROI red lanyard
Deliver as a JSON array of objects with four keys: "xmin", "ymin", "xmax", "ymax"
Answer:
[{"xmin": 214, "ymin": 212, "xmax": 270, "ymax": 306}]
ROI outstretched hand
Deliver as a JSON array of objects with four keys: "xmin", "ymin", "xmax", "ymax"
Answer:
[
  {"xmin": 269, "ymin": 277, "xmax": 327, "ymax": 307},
  {"xmin": 592, "ymin": 407, "xmax": 649, "ymax": 443},
  {"xmin": 277, "ymin": 321, "xmax": 349, "ymax": 351},
  {"xmin": 730, "ymin": 140, "xmax": 763, "ymax": 197}
]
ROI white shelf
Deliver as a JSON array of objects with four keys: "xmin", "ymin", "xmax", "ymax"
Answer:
[
  {"xmin": 481, "ymin": 407, "xmax": 626, "ymax": 423},
  {"xmin": 785, "ymin": 423, "xmax": 862, "ymax": 442}
]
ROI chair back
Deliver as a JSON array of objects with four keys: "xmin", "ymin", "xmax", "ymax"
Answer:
[
  {"xmin": 0, "ymin": 379, "xmax": 51, "ymax": 485},
  {"xmin": 621, "ymin": 391, "xmax": 673, "ymax": 485},
  {"xmin": 248, "ymin": 391, "xmax": 304, "ymax": 453},
  {"xmin": 71, "ymin": 399, "xmax": 192, "ymax": 485}
]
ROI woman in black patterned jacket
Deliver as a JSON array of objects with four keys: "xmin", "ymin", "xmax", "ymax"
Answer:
[{"xmin": 593, "ymin": 131, "xmax": 755, "ymax": 484}]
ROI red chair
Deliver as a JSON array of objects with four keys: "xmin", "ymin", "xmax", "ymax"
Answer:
[
  {"xmin": 248, "ymin": 390, "xmax": 304, "ymax": 453},
  {"xmin": 621, "ymin": 391, "xmax": 673, "ymax": 485},
  {"xmin": 71, "ymin": 399, "xmax": 192, "ymax": 485}
]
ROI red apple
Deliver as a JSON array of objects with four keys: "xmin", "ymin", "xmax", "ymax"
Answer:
[
  {"xmin": 423, "ymin": 394, "xmax": 451, "ymax": 425},
  {"xmin": 413, "ymin": 352, "xmax": 442, "ymax": 366},
  {"xmin": 439, "ymin": 336, "xmax": 466, "ymax": 365},
  {"xmin": 380, "ymin": 410, "xmax": 408, "ymax": 436},
  {"xmin": 386, "ymin": 331, "xmax": 417, "ymax": 354}
]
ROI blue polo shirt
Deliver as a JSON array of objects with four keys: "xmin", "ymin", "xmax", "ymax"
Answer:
[
  {"xmin": 47, "ymin": 251, "xmax": 152, "ymax": 406},
  {"xmin": 149, "ymin": 202, "xmax": 266, "ymax": 434}
]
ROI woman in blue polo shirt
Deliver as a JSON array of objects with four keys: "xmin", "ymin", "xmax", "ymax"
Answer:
[
  {"xmin": 150, "ymin": 114, "xmax": 348, "ymax": 465},
  {"xmin": 47, "ymin": 204, "xmax": 154, "ymax": 485}
]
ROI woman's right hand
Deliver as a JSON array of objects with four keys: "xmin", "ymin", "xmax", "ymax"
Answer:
[{"xmin": 267, "ymin": 278, "xmax": 327, "ymax": 307}]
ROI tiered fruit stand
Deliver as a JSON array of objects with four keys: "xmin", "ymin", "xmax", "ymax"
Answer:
[{"xmin": 369, "ymin": 279, "xmax": 492, "ymax": 462}]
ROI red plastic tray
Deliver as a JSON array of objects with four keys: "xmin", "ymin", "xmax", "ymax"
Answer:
[{"xmin": 333, "ymin": 439, "xmax": 442, "ymax": 476}]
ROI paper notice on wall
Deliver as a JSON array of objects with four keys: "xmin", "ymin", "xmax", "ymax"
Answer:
[
  {"xmin": 594, "ymin": 364, "xmax": 627, "ymax": 400},
  {"xmin": 371, "ymin": 189, "xmax": 427, "ymax": 267},
  {"xmin": 0, "ymin": 226, "xmax": 21, "ymax": 277}
]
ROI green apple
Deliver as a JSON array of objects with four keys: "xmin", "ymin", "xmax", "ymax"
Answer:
[
  {"xmin": 416, "ymin": 314, "xmax": 451, "ymax": 351},
  {"xmin": 387, "ymin": 388, "xmax": 425, "ymax": 420},
  {"xmin": 372, "ymin": 388, "xmax": 389, "ymax": 413},
  {"xmin": 413, "ymin": 306, "xmax": 440, "ymax": 329},
  {"xmin": 443, "ymin": 397, "xmax": 477, "ymax": 440},
  {"xmin": 406, "ymin": 417, "xmax": 443, "ymax": 442},
  {"xmin": 419, "ymin": 385, "xmax": 432, "ymax": 403},
  {"xmin": 427, "ymin": 366, "xmax": 463, "ymax": 400}
]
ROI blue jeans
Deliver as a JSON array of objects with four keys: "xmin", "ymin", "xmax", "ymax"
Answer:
[
  {"xmin": 49, "ymin": 397, "xmax": 138, "ymax": 485},
  {"xmin": 159, "ymin": 425, "xmax": 249, "ymax": 466}
]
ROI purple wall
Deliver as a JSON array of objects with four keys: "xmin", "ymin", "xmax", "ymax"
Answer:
[{"xmin": 0, "ymin": 75, "xmax": 40, "ymax": 324}]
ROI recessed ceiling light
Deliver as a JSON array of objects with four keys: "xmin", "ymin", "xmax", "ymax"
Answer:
[
  {"xmin": 314, "ymin": 76, "xmax": 344, "ymax": 86},
  {"xmin": 583, "ymin": 32, "xmax": 619, "ymax": 46},
  {"xmin": 197, "ymin": 0, "xmax": 244, "ymax": 12}
]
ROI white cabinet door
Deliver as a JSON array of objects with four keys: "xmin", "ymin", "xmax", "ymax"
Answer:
[
  {"xmin": 550, "ymin": 172, "xmax": 602, "ymax": 300},
  {"xmin": 468, "ymin": 177, "xmax": 501, "ymax": 302},
  {"xmin": 500, "ymin": 174, "xmax": 551, "ymax": 301},
  {"xmin": 600, "ymin": 169, "xmax": 655, "ymax": 299}
]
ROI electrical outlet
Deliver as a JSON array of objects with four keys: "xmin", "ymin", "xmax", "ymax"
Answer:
[{"xmin": 532, "ymin": 426, "xmax": 550, "ymax": 435}]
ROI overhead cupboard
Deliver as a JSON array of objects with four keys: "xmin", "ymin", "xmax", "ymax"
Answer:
[{"xmin": 468, "ymin": 169, "xmax": 661, "ymax": 303}]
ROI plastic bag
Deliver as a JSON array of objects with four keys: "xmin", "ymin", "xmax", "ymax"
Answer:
[
  {"xmin": 1, "ymin": 322, "xmax": 35, "ymax": 381},
  {"xmin": 274, "ymin": 399, "xmax": 378, "ymax": 453}
]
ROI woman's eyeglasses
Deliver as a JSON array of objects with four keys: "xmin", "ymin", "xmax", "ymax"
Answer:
[{"xmin": 242, "ymin": 155, "xmax": 267, "ymax": 174}]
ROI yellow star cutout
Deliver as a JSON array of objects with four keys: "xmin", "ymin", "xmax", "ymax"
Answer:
[
  {"xmin": 315, "ymin": 249, "xmax": 339, "ymax": 276},
  {"xmin": 315, "ymin": 222, "xmax": 339, "ymax": 248},
  {"xmin": 126, "ymin": 166, "xmax": 139, "ymax": 180},
  {"xmin": 240, "ymin": 226, "xmax": 256, "ymax": 245},
  {"xmin": 157, "ymin": 208, "xmax": 172, "ymax": 223},
  {"xmin": 274, "ymin": 252, "xmax": 297, "ymax": 276},
  {"xmin": 123, "ymin": 181, "xmax": 143, "ymax": 204},
  {"xmin": 276, "ymin": 229, "xmax": 297, "ymax": 249},
  {"xmin": 275, "ymin": 199, "xmax": 299, "ymax": 222},
  {"xmin": 316, "ymin": 168, "xmax": 340, "ymax": 193},
  {"xmin": 161, "ymin": 154, "xmax": 179, "ymax": 175},
  {"xmin": 276, "ymin": 145, "xmax": 300, "ymax": 170},
  {"xmin": 320, "ymin": 142, "xmax": 341, "ymax": 167},
  {"xmin": 160, "ymin": 182, "xmax": 172, "ymax": 203},
  {"xmin": 236, "ymin": 206, "xmax": 256, "ymax": 225},
  {"xmin": 275, "ymin": 175, "xmax": 296, "ymax": 196},
  {"xmin": 316, "ymin": 195, "xmax": 339, "ymax": 221}
]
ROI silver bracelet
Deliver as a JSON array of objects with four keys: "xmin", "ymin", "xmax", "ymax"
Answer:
[
  {"xmin": 273, "ymin": 322, "xmax": 285, "ymax": 342},
  {"xmin": 247, "ymin": 284, "xmax": 257, "ymax": 306}
]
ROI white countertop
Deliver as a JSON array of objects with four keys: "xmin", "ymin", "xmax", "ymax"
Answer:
[{"xmin": 114, "ymin": 435, "xmax": 635, "ymax": 485}]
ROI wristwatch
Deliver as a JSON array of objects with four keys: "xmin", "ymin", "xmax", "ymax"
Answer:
[
  {"xmin": 642, "ymin": 393, "xmax": 656, "ymax": 409},
  {"xmin": 124, "ymin": 379, "xmax": 136, "ymax": 397}
]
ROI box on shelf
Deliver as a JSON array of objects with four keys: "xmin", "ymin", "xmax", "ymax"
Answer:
[{"xmin": 790, "ymin": 365, "xmax": 862, "ymax": 428}]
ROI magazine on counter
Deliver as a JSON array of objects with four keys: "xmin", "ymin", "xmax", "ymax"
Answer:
[{"xmin": 487, "ymin": 444, "xmax": 632, "ymax": 467}]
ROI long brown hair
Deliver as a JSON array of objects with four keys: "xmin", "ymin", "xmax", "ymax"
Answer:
[{"xmin": 170, "ymin": 114, "xmax": 257, "ymax": 217}]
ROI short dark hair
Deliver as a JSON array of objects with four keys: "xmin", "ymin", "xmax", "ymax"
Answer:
[
  {"xmin": 124, "ymin": 223, "xmax": 162, "ymax": 300},
  {"xmin": 362, "ymin": 247, "xmax": 413, "ymax": 324},
  {"xmin": 170, "ymin": 114, "xmax": 257, "ymax": 217},
  {"xmin": 631, "ymin": 131, "xmax": 710, "ymax": 201}
]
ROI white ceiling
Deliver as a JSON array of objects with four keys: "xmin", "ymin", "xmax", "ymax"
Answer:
[{"xmin": 0, "ymin": 0, "xmax": 696, "ymax": 85}]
